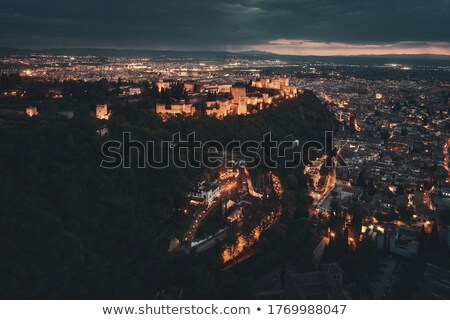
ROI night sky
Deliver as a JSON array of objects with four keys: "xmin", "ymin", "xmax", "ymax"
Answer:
[{"xmin": 1, "ymin": 0, "xmax": 449, "ymax": 55}]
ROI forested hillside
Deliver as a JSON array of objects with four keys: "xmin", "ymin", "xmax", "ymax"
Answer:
[{"xmin": 0, "ymin": 90, "xmax": 336, "ymax": 298}]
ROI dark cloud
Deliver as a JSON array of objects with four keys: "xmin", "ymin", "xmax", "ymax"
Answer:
[{"xmin": 0, "ymin": 0, "xmax": 449, "ymax": 50}]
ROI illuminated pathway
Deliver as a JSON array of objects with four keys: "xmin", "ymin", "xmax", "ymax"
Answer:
[
  {"xmin": 444, "ymin": 138, "xmax": 450, "ymax": 183},
  {"xmin": 244, "ymin": 168, "xmax": 263, "ymax": 199},
  {"xmin": 423, "ymin": 187, "xmax": 436, "ymax": 211},
  {"xmin": 222, "ymin": 172, "xmax": 283, "ymax": 263},
  {"xmin": 308, "ymin": 151, "xmax": 338, "ymax": 216},
  {"xmin": 183, "ymin": 171, "xmax": 239, "ymax": 243},
  {"xmin": 183, "ymin": 205, "xmax": 213, "ymax": 243}
]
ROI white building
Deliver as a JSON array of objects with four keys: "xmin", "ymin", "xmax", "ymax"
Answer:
[{"xmin": 188, "ymin": 181, "xmax": 221, "ymax": 203}]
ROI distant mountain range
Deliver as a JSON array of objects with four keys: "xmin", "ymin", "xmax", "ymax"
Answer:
[
  {"xmin": 0, "ymin": 47, "xmax": 449, "ymax": 63},
  {"xmin": 0, "ymin": 47, "xmax": 273, "ymax": 58}
]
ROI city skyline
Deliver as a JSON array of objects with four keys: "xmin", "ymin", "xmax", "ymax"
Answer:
[{"xmin": 1, "ymin": 54, "xmax": 448, "ymax": 300}]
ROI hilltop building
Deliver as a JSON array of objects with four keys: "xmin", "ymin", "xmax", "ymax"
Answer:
[
  {"xmin": 231, "ymin": 85, "xmax": 247, "ymax": 115},
  {"xmin": 96, "ymin": 104, "xmax": 110, "ymax": 120},
  {"xmin": 25, "ymin": 106, "xmax": 38, "ymax": 117},
  {"xmin": 156, "ymin": 101, "xmax": 195, "ymax": 118}
]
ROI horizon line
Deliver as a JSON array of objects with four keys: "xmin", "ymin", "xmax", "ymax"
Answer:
[{"xmin": 1, "ymin": 46, "xmax": 450, "ymax": 58}]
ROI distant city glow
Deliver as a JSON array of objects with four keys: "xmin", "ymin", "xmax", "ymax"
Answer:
[{"xmin": 241, "ymin": 40, "xmax": 450, "ymax": 56}]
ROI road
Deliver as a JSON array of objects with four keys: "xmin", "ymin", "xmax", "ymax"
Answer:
[
  {"xmin": 183, "ymin": 203, "xmax": 217, "ymax": 243},
  {"xmin": 444, "ymin": 137, "xmax": 450, "ymax": 183},
  {"xmin": 424, "ymin": 187, "xmax": 436, "ymax": 211},
  {"xmin": 244, "ymin": 168, "xmax": 263, "ymax": 199},
  {"xmin": 182, "ymin": 171, "xmax": 241, "ymax": 243},
  {"xmin": 309, "ymin": 154, "xmax": 338, "ymax": 215},
  {"xmin": 222, "ymin": 172, "xmax": 284, "ymax": 263}
]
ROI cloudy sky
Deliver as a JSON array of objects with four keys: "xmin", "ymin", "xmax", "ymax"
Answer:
[{"xmin": 1, "ymin": 0, "xmax": 449, "ymax": 55}]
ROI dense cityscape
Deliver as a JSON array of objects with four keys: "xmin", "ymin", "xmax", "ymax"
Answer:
[{"xmin": 1, "ymin": 50, "xmax": 449, "ymax": 300}]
